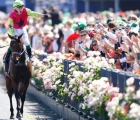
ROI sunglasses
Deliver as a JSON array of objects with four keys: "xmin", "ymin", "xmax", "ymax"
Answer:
[
  {"xmin": 130, "ymin": 18, "xmax": 136, "ymax": 21},
  {"xmin": 80, "ymin": 34, "xmax": 87, "ymax": 37},
  {"xmin": 87, "ymin": 24, "xmax": 95, "ymax": 27},
  {"xmin": 69, "ymin": 40, "xmax": 76, "ymax": 44},
  {"xmin": 17, "ymin": 6, "xmax": 24, "ymax": 9}
]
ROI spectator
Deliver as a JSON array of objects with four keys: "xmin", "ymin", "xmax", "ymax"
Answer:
[
  {"xmin": 89, "ymin": 40, "xmax": 105, "ymax": 57},
  {"xmin": 63, "ymin": 20, "xmax": 74, "ymax": 42},
  {"xmin": 49, "ymin": 6, "xmax": 62, "ymax": 27}
]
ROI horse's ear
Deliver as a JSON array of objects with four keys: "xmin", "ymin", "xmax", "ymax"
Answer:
[
  {"xmin": 18, "ymin": 34, "xmax": 23, "ymax": 40},
  {"xmin": 8, "ymin": 34, "xmax": 12, "ymax": 39}
]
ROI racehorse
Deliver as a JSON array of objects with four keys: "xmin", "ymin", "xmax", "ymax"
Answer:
[{"xmin": 3, "ymin": 34, "xmax": 32, "ymax": 119}]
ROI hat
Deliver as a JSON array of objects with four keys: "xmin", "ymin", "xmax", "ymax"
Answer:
[
  {"xmin": 131, "ymin": 22, "xmax": 138, "ymax": 27},
  {"xmin": 28, "ymin": 28, "xmax": 35, "ymax": 34},
  {"xmin": 109, "ymin": 50, "xmax": 115, "ymax": 57},
  {"xmin": 78, "ymin": 22, "xmax": 87, "ymax": 30},
  {"xmin": 43, "ymin": 32, "xmax": 54, "ymax": 42},
  {"xmin": 72, "ymin": 18, "xmax": 79, "ymax": 23},
  {"xmin": 43, "ymin": 25, "xmax": 52, "ymax": 33},
  {"xmin": 117, "ymin": 20, "xmax": 127, "ymax": 27},
  {"xmin": 66, "ymin": 20, "xmax": 73, "ymax": 26},
  {"xmin": 138, "ymin": 28, "xmax": 140, "ymax": 32},
  {"xmin": 13, "ymin": 0, "xmax": 24, "ymax": 8},
  {"xmin": 87, "ymin": 17, "xmax": 95, "ymax": 24},
  {"xmin": 129, "ymin": 28, "xmax": 139, "ymax": 34},
  {"xmin": 66, "ymin": 33, "xmax": 79, "ymax": 47},
  {"xmin": 72, "ymin": 23, "xmax": 78, "ymax": 31},
  {"xmin": 88, "ymin": 30, "xmax": 96, "ymax": 38}
]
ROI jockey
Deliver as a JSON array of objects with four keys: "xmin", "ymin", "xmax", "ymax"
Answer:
[{"xmin": 3, "ymin": 0, "xmax": 44, "ymax": 63}]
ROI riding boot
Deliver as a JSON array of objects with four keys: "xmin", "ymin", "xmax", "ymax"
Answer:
[
  {"xmin": 26, "ymin": 48, "xmax": 33, "ymax": 62},
  {"xmin": 3, "ymin": 50, "xmax": 12, "ymax": 63}
]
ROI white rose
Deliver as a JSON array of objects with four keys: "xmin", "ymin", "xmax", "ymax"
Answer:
[
  {"xmin": 109, "ymin": 58, "xmax": 115, "ymax": 64},
  {"xmin": 118, "ymin": 93, "xmax": 123, "ymax": 100},
  {"xmin": 136, "ymin": 90, "xmax": 140, "ymax": 99},
  {"xmin": 126, "ymin": 77, "xmax": 134, "ymax": 86},
  {"xmin": 126, "ymin": 86, "xmax": 135, "ymax": 93}
]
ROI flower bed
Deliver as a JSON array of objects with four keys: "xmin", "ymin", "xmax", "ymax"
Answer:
[{"xmin": 31, "ymin": 51, "xmax": 140, "ymax": 120}]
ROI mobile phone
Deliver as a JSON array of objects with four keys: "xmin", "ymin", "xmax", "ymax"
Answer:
[{"xmin": 137, "ymin": 53, "xmax": 140, "ymax": 60}]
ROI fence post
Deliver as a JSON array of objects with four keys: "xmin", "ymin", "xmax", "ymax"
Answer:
[
  {"xmin": 100, "ymin": 67, "xmax": 106, "ymax": 77},
  {"xmin": 134, "ymin": 75, "xmax": 140, "ymax": 91},
  {"xmin": 118, "ymin": 71, "xmax": 125, "ymax": 93},
  {"xmin": 111, "ymin": 69, "xmax": 118, "ymax": 87},
  {"xmin": 105, "ymin": 68, "xmax": 112, "ymax": 83}
]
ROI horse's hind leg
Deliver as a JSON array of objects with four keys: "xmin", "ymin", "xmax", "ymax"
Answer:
[{"xmin": 5, "ymin": 77, "xmax": 14, "ymax": 119}]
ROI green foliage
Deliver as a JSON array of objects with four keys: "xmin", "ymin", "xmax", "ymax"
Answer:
[
  {"xmin": 93, "ymin": 66, "xmax": 101, "ymax": 80},
  {"xmin": 33, "ymin": 77, "xmax": 44, "ymax": 91},
  {"xmin": 94, "ymin": 94, "xmax": 110, "ymax": 119}
]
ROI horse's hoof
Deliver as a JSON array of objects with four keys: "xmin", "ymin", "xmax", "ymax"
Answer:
[
  {"xmin": 16, "ymin": 113, "xmax": 22, "ymax": 119},
  {"xmin": 10, "ymin": 115, "xmax": 14, "ymax": 119},
  {"xmin": 18, "ymin": 118, "xmax": 23, "ymax": 120}
]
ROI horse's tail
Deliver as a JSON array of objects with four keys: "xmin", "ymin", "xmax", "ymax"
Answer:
[{"xmin": 18, "ymin": 82, "xmax": 24, "ymax": 95}]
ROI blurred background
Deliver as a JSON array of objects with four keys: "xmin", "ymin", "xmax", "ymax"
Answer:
[
  {"xmin": 0, "ymin": 0, "xmax": 140, "ymax": 73},
  {"xmin": 0, "ymin": 0, "xmax": 140, "ymax": 14}
]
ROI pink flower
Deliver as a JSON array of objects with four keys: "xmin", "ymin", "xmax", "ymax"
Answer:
[
  {"xmin": 124, "ymin": 105, "xmax": 129, "ymax": 112},
  {"xmin": 110, "ymin": 93, "xmax": 119, "ymax": 100},
  {"xmin": 45, "ymin": 84, "xmax": 52, "ymax": 90},
  {"xmin": 105, "ymin": 83, "xmax": 113, "ymax": 92},
  {"xmin": 105, "ymin": 100, "xmax": 109, "ymax": 106},
  {"xmin": 46, "ymin": 81, "xmax": 50, "ymax": 85}
]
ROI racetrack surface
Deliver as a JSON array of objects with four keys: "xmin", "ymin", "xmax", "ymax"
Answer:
[{"xmin": 0, "ymin": 74, "xmax": 65, "ymax": 120}]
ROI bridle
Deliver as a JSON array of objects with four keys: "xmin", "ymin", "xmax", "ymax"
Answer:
[{"xmin": 10, "ymin": 38, "xmax": 26, "ymax": 64}]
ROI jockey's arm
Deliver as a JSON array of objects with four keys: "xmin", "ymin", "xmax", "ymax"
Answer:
[
  {"xmin": 26, "ymin": 8, "xmax": 43, "ymax": 18},
  {"xmin": 7, "ymin": 18, "xmax": 14, "ymax": 36}
]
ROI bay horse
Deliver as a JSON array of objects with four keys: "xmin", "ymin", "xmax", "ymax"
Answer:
[{"xmin": 3, "ymin": 34, "xmax": 32, "ymax": 119}]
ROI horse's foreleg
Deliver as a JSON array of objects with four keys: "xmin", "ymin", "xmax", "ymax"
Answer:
[
  {"xmin": 20, "ymin": 90, "xmax": 27, "ymax": 116},
  {"xmin": 6, "ymin": 78, "xmax": 14, "ymax": 119},
  {"xmin": 14, "ymin": 88, "xmax": 22, "ymax": 118},
  {"xmin": 8, "ymin": 90, "xmax": 14, "ymax": 119}
]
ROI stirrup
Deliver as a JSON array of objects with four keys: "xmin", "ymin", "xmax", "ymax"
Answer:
[{"xmin": 29, "ymin": 57, "xmax": 34, "ymax": 63}]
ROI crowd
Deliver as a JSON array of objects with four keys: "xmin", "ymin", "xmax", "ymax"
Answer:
[{"xmin": 1, "ymin": 6, "xmax": 140, "ymax": 73}]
